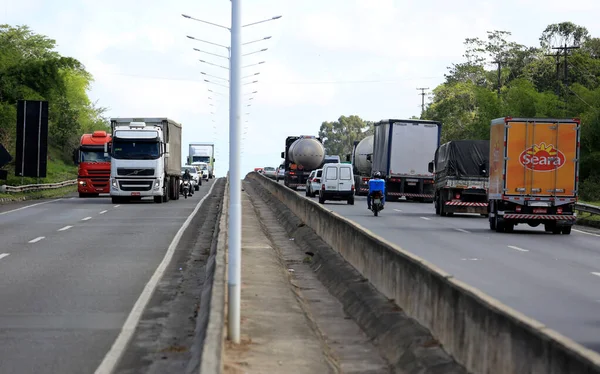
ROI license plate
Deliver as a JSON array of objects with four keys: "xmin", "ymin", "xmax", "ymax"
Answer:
[
  {"xmin": 533, "ymin": 208, "xmax": 547, "ymax": 214},
  {"xmin": 131, "ymin": 192, "xmax": 141, "ymax": 196},
  {"xmin": 406, "ymin": 179, "xmax": 418, "ymax": 182},
  {"xmin": 374, "ymin": 199, "xmax": 381, "ymax": 204},
  {"xmin": 407, "ymin": 182, "xmax": 417, "ymax": 186}
]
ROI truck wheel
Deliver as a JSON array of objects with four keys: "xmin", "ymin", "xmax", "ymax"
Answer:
[
  {"xmin": 489, "ymin": 216, "xmax": 496, "ymax": 230},
  {"xmin": 495, "ymin": 214, "xmax": 505, "ymax": 232},
  {"xmin": 562, "ymin": 226, "xmax": 572, "ymax": 235},
  {"xmin": 154, "ymin": 196, "xmax": 162, "ymax": 203},
  {"xmin": 435, "ymin": 197, "xmax": 440, "ymax": 215},
  {"xmin": 505, "ymin": 221, "xmax": 514, "ymax": 233}
]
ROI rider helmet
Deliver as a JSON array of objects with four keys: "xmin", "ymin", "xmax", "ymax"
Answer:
[{"xmin": 373, "ymin": 171, "xmax": 382, "ymax": 179}]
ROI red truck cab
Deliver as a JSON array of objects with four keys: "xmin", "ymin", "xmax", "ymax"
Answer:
[{"xmin": 73, "ymin": 131, "xmax": 112, "ymax": 197}]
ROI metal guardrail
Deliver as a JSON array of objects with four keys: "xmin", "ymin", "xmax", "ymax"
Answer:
[
  {"xmin": 0, "ymin": 179, "xmax": 77, "ymax": 193},
  {"xmin": 575, "ymin": 202, "xmax": 600, "ymax": 216}
]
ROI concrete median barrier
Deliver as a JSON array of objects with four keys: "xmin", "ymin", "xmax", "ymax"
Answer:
[{"xmin": 246, "ymin": 172, "xmax": 600, "ymax": 374}]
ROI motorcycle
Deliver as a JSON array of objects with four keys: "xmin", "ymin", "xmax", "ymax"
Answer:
[
  {"xmin": 181, "ymin": 180, "xmax": 191, "ymax": 198},
  {"xmin": 371, "ymin": 190, "xmax": 384, "ymax": 216}
]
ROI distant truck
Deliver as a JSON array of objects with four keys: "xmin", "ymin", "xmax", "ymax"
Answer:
[
  {"xmin": 488, "ymin": 117, "xmax": 579, "ymax": 234},
  {"xmin": 109, "ymin": 118, "xmax": 182, "ymax": 204},
  {"xmin": 280, "ymin": 135, "xmax": 325, "ymax": 190},
  {"xmin": 428, "ymin": 140, "xmax": 489, "ymax": 216},
  {"xmin": 372, "ymin": 119, "xmax": 441, "ymax": 202},
  {"xmin": 346, "ymin": 135, "xmax": 373, "ymax": 196},
  {"xmin": 188, "ymin": 143, "xmax": 215, "ymax": 178},
  {"xmin": 73, "ymin": 131, "xmax": 112, "ymax": 198}
]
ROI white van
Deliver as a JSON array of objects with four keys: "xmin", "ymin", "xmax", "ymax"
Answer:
[{"xmin": 318, "ymin": 163, "xmax": 355, "ymax": 205}]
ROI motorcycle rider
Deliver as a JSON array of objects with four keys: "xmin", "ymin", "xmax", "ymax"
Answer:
[
  {"xmin": 181, "ymin": 169, "xmax": 194, "ymax": 195},
  {"xmin": 367, "ymin": 171, "xmax": 385, "ymax": 210}
]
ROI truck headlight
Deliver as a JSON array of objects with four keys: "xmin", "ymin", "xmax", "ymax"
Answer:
[
  {"xmin": 79, "ymin": 181, "xmax": 87, "ymax": 186},
  {"xmin": 154, "ymin": 179, "xmax": 161, "ymax": 190},
  {"xmin": 111, "ymin": 178, "xmax": 117, "ymax": 188}
]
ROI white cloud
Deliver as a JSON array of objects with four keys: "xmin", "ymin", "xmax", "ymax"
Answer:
[{"xmin": 254, "ymin": 59, "xmax": 337, "ymax": 107}]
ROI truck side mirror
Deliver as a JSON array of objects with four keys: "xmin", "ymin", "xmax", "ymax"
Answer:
[
  {"xmin": 213, "ymin": 157, "xmax": 216, "ymax": 162},
  {"xmin": 103, "ymin": 143, "xmax": 108, "ymax": 158},
  {"xmin": 73, "ymin": 148, "xmax": 79, "ymax": 165},
  {"xmin": 280, "ymin": 151, "xmax": 284, "ymax": 159},
  {"xmin": 428, "ymin": 161, "xmax": 434, "ymax": 173},
  {"xmin": 165, "ymin": 143, "xmax": 170, "ymax": 157}
]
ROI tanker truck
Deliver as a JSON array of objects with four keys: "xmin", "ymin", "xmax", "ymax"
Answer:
[
  {"xmin": 280, "ymin": 135, "xmax": 325, "ymax": 190},
  {"xmin": 346, "ymin": 135, "xmax": 373, "ymax": 196}
]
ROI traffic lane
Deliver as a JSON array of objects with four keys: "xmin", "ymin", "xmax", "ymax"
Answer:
[
  {"xmin": 301, "ymin": 194, "xmax": 600, "ymax": 350},
  {"xmin": 357, "ymin": 198, "xmax": 600, "ymax": 270},
  {"xmin": 0, "ymin": 184, "xmax": 213, "ymax": 374},
  {"xmin": 0, "ymin": 196, "xmax": 121, "ymax": 251}
]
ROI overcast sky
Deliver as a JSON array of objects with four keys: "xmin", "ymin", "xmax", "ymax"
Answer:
[{"xmin": 4, "ymin": 0, "xmax": 599, "ymax": 177}]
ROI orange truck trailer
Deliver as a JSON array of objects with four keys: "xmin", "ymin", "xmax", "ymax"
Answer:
[
  {"xmin": 73, "ymin": 131, "xmax": 112, "ymax": 197},
  {"xmin": 488, "ymin": 117, "xmax": 580, "ymax": 234}
]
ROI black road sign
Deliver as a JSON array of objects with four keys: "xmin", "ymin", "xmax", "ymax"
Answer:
[{"xmin": 15, "ymin": 100, "xmax": 49, "ymax": 178}]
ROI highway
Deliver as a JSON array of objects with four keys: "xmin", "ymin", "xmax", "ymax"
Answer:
[
  {"xmin": 289, "ymin": 184, "xmax": 600, "ymax": 353},
  {"xmin": 0, "ymin": 181, "xmax": 218, "ymax": 374}
]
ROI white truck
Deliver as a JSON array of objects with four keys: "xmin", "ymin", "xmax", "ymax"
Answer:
[
  {"xmin": 371, "ymin": 119, "xmax": 442, "ymax": 203},
  {"xmin": 108, "ymin": 118, "xmax": 182, "ymax": 204},
  {"xmin": 188, "ymin": 143, "xmax": 215, "ymax": 179}
]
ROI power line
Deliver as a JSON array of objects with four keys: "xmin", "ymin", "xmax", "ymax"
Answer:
[
  {"xmin": 416, "ymin": 87, "xmax": 429, "ymax": 117},
  {"xmin": 551, "ymin": 43, "xmax": 580, "ymax": 114}
]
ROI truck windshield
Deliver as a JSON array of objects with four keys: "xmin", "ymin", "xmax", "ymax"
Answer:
[
  {"xmin": 80, "ymin": 150, "xmax": 110, "ymax": 162},
  {"xmin": 191, "ymin": 156, "xmax": 210, "ymax": 163},
  {"xmin": 112, "ymin": 139, "xmax": 160, "ymax": 160}
]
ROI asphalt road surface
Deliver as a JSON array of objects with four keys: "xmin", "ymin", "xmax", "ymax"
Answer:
[
  {"xmin": 290, "ymin": 184, "xmax": 600, "ymax": 353},
  {"xmin": 0, "ymin": 181, "xmax": 216, "ymax": 374}
]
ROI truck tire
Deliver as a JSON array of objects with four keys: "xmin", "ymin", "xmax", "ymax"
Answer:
[
  {"xmin": 489, "ymin": 216, "xmax": 496, "ymax": 230},
  {"xmin": 494, "ymin": 214, "xmax": 505, "ymax": 232},
  {"xmin": 435, "ymin": 197, "xmax": 441, "ymax": 215}
]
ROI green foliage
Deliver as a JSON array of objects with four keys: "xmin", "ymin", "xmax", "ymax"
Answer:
[
  {"xmin": 0, "ymin": 24, "xmax": 109, "ymax": 185},
  {"xmin": 318, "ymin": 115, "xmax": 373, "ymax": 157},
  {"xmin": 423, "ymin": 22, "xmax": 600, "ymax": 200}
]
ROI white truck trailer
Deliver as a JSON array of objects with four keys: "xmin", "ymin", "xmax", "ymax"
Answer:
[{"xmin": 371, "ymin": 119, "xmax": 442, "ymax": 202}]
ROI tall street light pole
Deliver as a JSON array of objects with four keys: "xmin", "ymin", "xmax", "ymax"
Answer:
[
  {"xmin": 183, "ymin": 7, "xmax": 282, "ymax": 344},
  {"xmin": 228, "ymin": 0, "xmax": 243, "ymax": 344}
]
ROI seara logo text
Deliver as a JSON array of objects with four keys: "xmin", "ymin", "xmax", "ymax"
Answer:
[{"xmin": 519, "ymin": 143, "xmax": 566, "ymax": 171}]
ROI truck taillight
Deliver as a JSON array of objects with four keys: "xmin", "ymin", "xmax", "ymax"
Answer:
[
  {"xmin": 362, "ymin": 177, "xmax": 369, "ymax": 182},
  {"xmin": 455, "ymin": 193, "xmax": 461, "ymax": 200},
  {"xmin": 557, "ymin": 207, "xmax": 563, "ymax": 214},
  {"xmin": 515, "ymin": 206, "xmax": 521, "ymax": 212},
  {"xmin": 351, "ymin": 184, "xmax": 355, "ymax": 191}
]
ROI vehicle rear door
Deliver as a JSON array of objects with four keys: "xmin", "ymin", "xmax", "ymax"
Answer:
[
  {"xmin": 324, "ymin": 166, "xmax": 338, "ymax": 191},
  {"xmin": 338, "ymin": 165, "xmax": 352, "ymax": 191}
]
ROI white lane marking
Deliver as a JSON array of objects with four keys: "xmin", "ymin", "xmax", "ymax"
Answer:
[
  {"xmin": 461, "ymin": 258, "xmax": 479, "ymax": 261},
  {"xmin": 455, "ymin": 228, "xmax": 470, "ymax": 234},
  {"xmin": 99, "ymin": 210, "xmax": 108, "ymax": 215},
  {"xmin": 58, "ymin": 225, "xmax": 73, "ymax": 232},
  {"xmin": 28, "ymin": 236, "xmax": 45, "ymax": 243},
  {"xmin": 591, "ymin": 272, "xmax": 600, "ymax": 278},
  {"xmin": 420, "ymin": 216, "xmax": 431, "ymax": 220},
  {"xmin": 0, "ymin": 199, "xmax": 63, "ymax": 216},
  {"xmin": 81, "ymin": 216, "xmax": 92, "ymax": 221},
  {"xmin": 508, "ymin": 245, "xmax": 529, "ymax": 252},
  {"xmin": 113, "ymin": 205, "xmax": 121, "ymax": 208},
  {"xmin": 95, "ymin": 179, "xmax": 218, "ymax": 374},
  {"xmin": 393, "ymin": 209, "xmax": 402, "ymax": 212},
  {"xmin": 572, "ymin": 229, "xmax": 600, "ymax": 238},
  {"xmin": 0, "ymin": 253, "xmax": 10, "ymax": 261}
]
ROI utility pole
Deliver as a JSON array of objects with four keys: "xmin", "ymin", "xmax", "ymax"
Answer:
[
  {"xmin": 416, "ymin": 87, "xmax": 429, "ymax": 118},
  {"xmin": 491, "ymin": 59, "xmax": 506, "ymax": 98},
  {"xmin": 544, "ymin": 50, "xmax": 561, "ymax": 96},
  {"xmin": 551, "ymin": 43, "xmax": 580, "ymax": 113}
]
